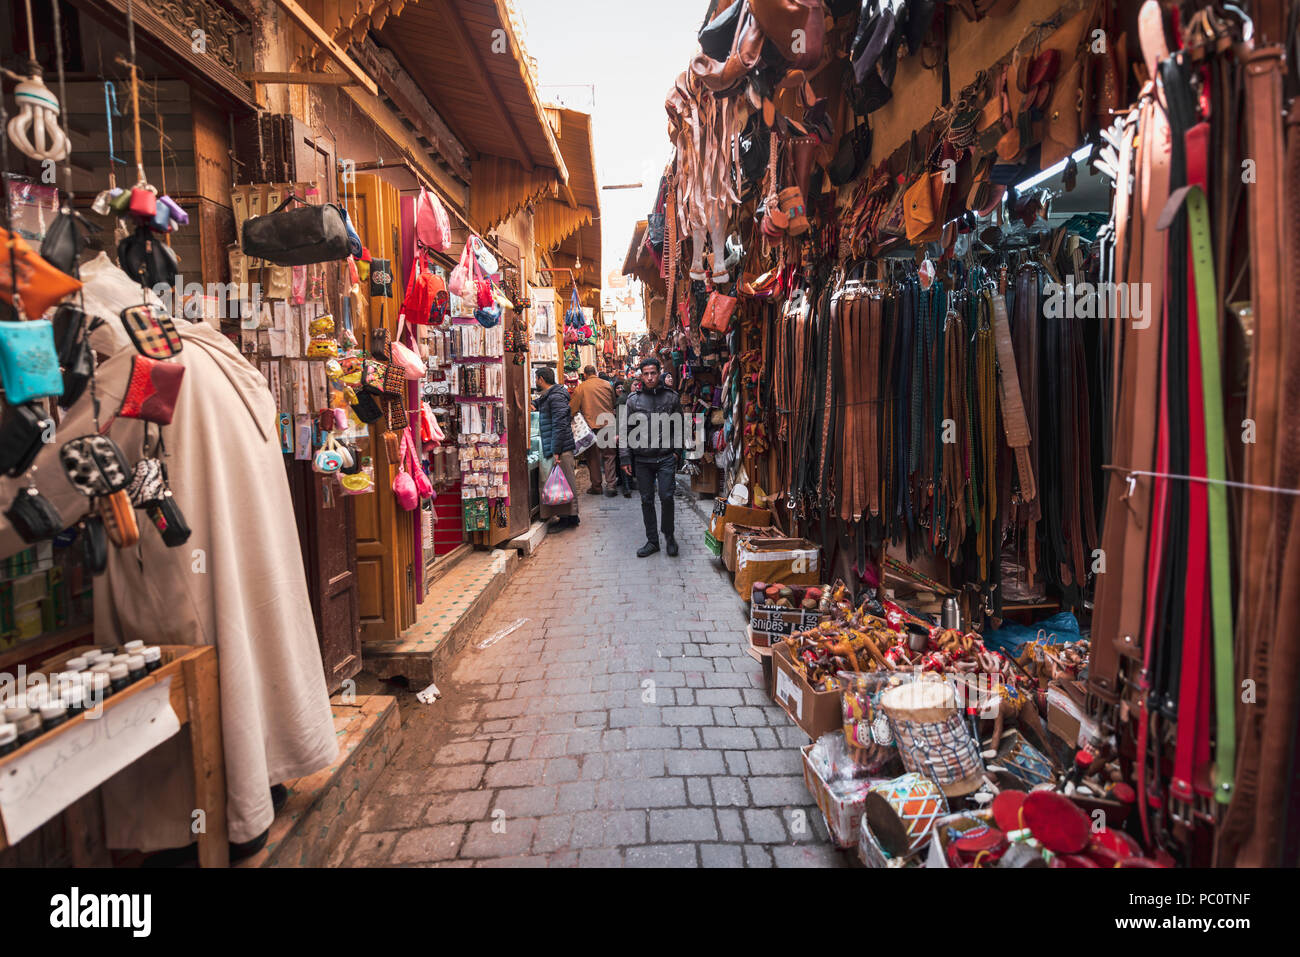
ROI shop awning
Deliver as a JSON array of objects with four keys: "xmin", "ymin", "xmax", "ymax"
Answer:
[
  {"xmin": 374, "ymin": 0, "xmax": 569, "ymax": 224},
  {"xmin": 529, "ymin": 108, "xmax": 599, "ymax": 251},
  {"xmin": 622, "ymin": 220, "xmax": 662, "ymax": 292}
]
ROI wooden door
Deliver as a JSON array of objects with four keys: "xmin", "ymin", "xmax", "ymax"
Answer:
[
  {"xmin": 289, "ymin": 119, "xmax": 361, "ymax": 686},
  {"xmin": 348, "ymin": 173, "xmax": 415, "ymax": 644}
]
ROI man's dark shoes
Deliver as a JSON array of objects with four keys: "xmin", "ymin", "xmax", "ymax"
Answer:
[
  {"xmin": 587, "ymin": 487, "xmax": 602, "ymax": 495},
  {"xmin": 604, "ymin": 488, "xmax": 617, "ymax": 497},
  {"xmin": 666, "ymin": 536, "xmax": 679, "ymax": 556},
  {"xmin": 622, "ymin": 489, "xmax": 632, "ymax": 498},
  {"xmin": 637, "ymin": 540, "xmax": 660, "ymax": 557}
]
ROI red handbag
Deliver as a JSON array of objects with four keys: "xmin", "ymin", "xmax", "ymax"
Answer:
[{"xmin": 115, "ymin": 355, "xmax": 185, "ymax": 425}]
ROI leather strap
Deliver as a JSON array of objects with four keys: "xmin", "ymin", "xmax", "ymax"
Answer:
[{"xmin": 991, "ymin": 285, "xmax": 1037, "ymax": 503}]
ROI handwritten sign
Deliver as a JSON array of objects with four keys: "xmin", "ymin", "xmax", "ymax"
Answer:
[{"xmin": 0, "ymin": 678, "xmax": 181, "ymax": 845}]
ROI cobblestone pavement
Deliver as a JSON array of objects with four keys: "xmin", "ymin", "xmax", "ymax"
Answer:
[{"xmin": 337, "ymin": 472, "xmax": 847, "ymax": 867}]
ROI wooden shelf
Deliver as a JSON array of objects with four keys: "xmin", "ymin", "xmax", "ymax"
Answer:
[{"xmin": 0, "ymin": 644, "xmax": 227, "ymax": 867}]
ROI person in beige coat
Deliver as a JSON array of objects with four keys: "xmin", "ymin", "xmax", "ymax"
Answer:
[
  {"xmin": 0, "ymin": 255, "xmax": 338, "ymax": 856},
  {"xmin": 570, "ymin": 364, "xmax": 617, "ymax": 496}
]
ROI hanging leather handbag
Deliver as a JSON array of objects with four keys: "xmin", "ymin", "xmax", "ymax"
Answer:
[
  {"xmin": 351, "ymin": 389, "xmax": 384, "ymax": 423},
  {"xmin": 120, "ymin": 303, "xmax": 182, "ymax": 359},
  {"xmin": 698, "ymin": 0, "xmax": 743, "ymax": 60},
  {"xmin": 51, "ymin": 304, "xmax": 92, "ymax": 409},
  {"xmin": 1, "ymin": 229, "xmax": 83, "ymax": 317},
  {"xmin": 0, "ymin": 318, "xmax": 64, "ymax": 404},
  {"xmin": 241, "ymin": 193, "xmax": 350, "ymax": 266},
  {"xmin": 145, "ymin": 490, "xmax": 190, "ymax": 547},
  {"xmin": 96, "ymin": 489, "xmax": 139, "ymax": 548},
  {"xmin": 59, "ymin": 434, "xmax": 132, "ymax": 497},
  {"xmin": 0, "ymin": 400, "xmax": 53, "ymax": 477},
  {"xmin": 117, "ymin": 226, "xmax": 179, "ymax": 289},
  {"xmin": 114, "ymin": 355, "xmax": 185, "ymax": 425},
  {"xmin": 80, "ymin": 514, "xmax": 108, "ymax": 575},
  {"xmin": 702, "ymin": 290, "xmax": 739, "ymax": 332},
  {"xmin": 691, "ymin": 1, "xmax": 765, "ymax": 95},
  {"xmin": 829, "ymin": 116, "xmax": 873, "ymax": 186},
  {"xmin": 40, "ymin": 205, "xmax": 98, "ymax": 278},
  {"xmin": 126, "ymin": 456, "xmax": 167, "ymax": 507},
  {"xmin": 750, "ymin": 0, "xmax": 824, "ymax": 70},
  {"xmin": 4, "ymin": 486, "xmax": 64, "ymax": 544}
]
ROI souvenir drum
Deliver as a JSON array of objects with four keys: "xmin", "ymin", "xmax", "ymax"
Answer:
[
  {"xmin": 880, "ymin": 679, "xmax": 985, "ymax": 796},
  {"xmin": 863, "ymin": 772, "xmax": 948, "ymax": 858}
]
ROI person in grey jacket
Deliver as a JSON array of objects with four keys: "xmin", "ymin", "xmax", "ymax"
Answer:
[
  {"xmin": 533, "ymin": 365, "xmax": 579, "ymax": 527},
  {"xmin": 619, "ymin": 356, "xmax": 684, "ymax": 556}
]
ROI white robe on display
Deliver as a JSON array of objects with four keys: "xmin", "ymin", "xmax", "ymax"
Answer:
[{"xmin": 0, "ymin": 255, "xmax": 338, "ymax": 848}]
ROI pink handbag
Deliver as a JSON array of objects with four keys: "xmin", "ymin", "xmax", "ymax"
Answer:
[
  {"xmin": 404, "ymin": 427, "xmax": 434, "ymax": 499},
  {"xmin": 448, "ymin": 241, "xmax": 474, "ymax": 300},
  {"xmin": 415, "ymin": 187, "xmax": 451, "ymax": 252},
  {"xmin": 392, "ymin": 430, "xmax": 418, "ymax": 510}
]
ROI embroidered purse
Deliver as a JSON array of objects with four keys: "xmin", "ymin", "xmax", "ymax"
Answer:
[{"xmin": 0, "ymin": 318, "xmax": 64, "ymax": 403}]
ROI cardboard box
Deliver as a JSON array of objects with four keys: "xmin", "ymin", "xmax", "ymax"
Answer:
[
  {"xmin": 706, "ymin": 499, "xmax": 772, "ymax": 558},
  {"xmin": 748, "ymin": 602, "xmax": 824, "ymax": 647},
  {"xmin": 772, "ymin": 642, "xmax": 843, "ymax": 739},
  {"xmin": 801, "ymin": 743, "xmax": 871, "ymax": 849},
  {"xmin": 724, "ymin": 523, "xmax": 782, "ymax": 573},
  {"xmin": 1046, "ymin": 680, "xmax": 1097, "ymax": 748},
  {"xmin": 733, "ymin": 537, "xmax": 820, "ymax": 598}
]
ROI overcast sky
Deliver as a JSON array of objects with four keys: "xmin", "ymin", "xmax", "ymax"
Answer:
[{"xmin": 513, "ymin": 0, "xmax": 706, "ymax": 287}]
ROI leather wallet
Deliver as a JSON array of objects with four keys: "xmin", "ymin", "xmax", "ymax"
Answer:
[
  {"xmin": 4, "ymin": 486, "xmax": 64, "ymax": 543},
  {"xmin": 120, "ymin": 304, "xmax": 182, "ymax": 359},
  {"xmin": 146, "ymin": 491, "xmax": 191, "ymax": 547},
  {"xmin": 117, "ymin": 355, "xmax": 184, "ymax": 425},
  {"xmin": 0, "ymin": 400, "xmax": 54, "ymax": 477}
]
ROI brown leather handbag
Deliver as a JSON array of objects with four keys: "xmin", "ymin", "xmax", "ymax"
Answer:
[
  {"xmin": 750, "ymin": 0, "xmax": 825, "ymax": 70},
  {"xmin": 690, "ymin": 0, "xmax": 765, "ymax": 96}
]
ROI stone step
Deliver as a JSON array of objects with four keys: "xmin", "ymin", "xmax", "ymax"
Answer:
[
  {"xmin": 239, "ymin": 694, "xmax": 402, "ymax": 868},
  {"xmin": 362, "ymin": 548, "xmax": 520, "ymax": 685}
]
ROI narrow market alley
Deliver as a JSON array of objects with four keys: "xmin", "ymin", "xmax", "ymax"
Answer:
[{"xmin": 335, "ymin": 476, "xmax": 844, "ymax": 868}]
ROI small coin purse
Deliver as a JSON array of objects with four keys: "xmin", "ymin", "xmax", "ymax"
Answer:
[
  {"xmin": 116, "ymin": 355, "xmax": 185, "ymax": 425},
  {"xmin": 120, "ymin": 304, "xmax": 183, "ymax": 359},
  {"xmin": 60, "ymin": 434, "xmax": 132, "ymax": 497},
  {"xmin": 0, "ymin": 318, "xmax": 64, "ymax": 404},
  {"xmin": 4, "ymin": 486, "xmax": 64, "ymax": 544}
]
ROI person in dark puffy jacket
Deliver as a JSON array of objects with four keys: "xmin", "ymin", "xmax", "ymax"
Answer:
[
  {"xmin": 620, "ymin": 356, "xmax": 684, "ymax": 557},
  {"xmin": 533, "ymin": 365, "xmax": 579, "ymax": 527}
]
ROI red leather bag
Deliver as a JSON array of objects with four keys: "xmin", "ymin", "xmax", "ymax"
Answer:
[
  {"xmin": 702, "ymin": 291, "xmax": 738, "ymax": 333},
  {"xmin": 116, "ymin": 355, "xmax": 185, "ymax": 425}
]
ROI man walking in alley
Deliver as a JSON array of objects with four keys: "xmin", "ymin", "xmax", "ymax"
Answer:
[
  {"xmin": 572, "ymin": 364, "xmax": 618, "ymax": 496},
  {"xmin": 620, "ymin": 356, "xmax": 684, "ymax": 557},
  {"xmin": 533, "ymin": 366, "xmax": 579, "ymax": 528}
]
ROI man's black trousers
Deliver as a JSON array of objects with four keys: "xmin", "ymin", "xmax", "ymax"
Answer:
[{"xmin": 634, "ymin": 456, "xmax": 676, "ymax": 543}]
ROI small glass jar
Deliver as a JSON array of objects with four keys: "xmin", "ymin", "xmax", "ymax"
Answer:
[
  {"xmin": 123, "ymin": 640, "xmax": 146, "ymax": 655},
  {"xmin": 64, "ymin": 656, "xmax": 89, "ymax": 673},
  {"xmin": 126, "ymin": 655, "xmax": 146, "ymax": 683},
  {"xmin": 86, "ymin": 650, "xmax": 113, "ymax": 665},
  {"xmin": 3, "ymin": 701, "xmax": 30, "ymax": 725},
  {"xmin": 110, "ymin": 654, "xmax": 132, "ymax": 668},
  {"xmin": 39, "ymin": 702, "xmax": 67, "ymax": 731},
  {"xmin": 86, "ymin": 673, "xmax": 111, "ymax": 711},
  {"xmin": 142, "ymin": 647, "xmax": 162, "ymax": 673},
  {"xmin": 15, "ymin": 712, "xmax": 42, "ymax": 745},
  {"xmin": 62, "ymin": 685, "xmax": 85, "ymax": 718},
  {"xmin": 107, "ymin": 663, "xmax": 129, "ymax": 694},
  {"xmin": 0, "ymin": 722, "xmax": 16, "ymax": 756}
]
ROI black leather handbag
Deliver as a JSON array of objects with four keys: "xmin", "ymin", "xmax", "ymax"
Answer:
[
  {"xmin": 118, "ymin": 225, "xmax": 179, "ymax": 289},
  {"xmin": 241, "ymin": 194, "xmax": 351, "ymax": 266},
  {"xmin": 80, "ymin": 514, "xmax": 108, "ymax": 575},
  {"xmin": 829, "ymin": 117, "xmax": 873, "ymax": 186},
  {"xmin": 146, "ymin": 491, "xmax": 191, "ymax": 547},
  {"xmin": 698, "ymin": 0, "xmax": 743, "ymax": 60},
  {"xmin": 51, "ymin": 304, "xmax": 93, "ymax": 408},
  {"xmin": 4, "ymin": 486, "xmax": 64, "ymax": 543},
  {"xmin": 0, "ymin": 401, "xmax": 54, "ymax": 477},
  {"xmin": 40, "ymin": 206, "xmax": 98, "ymax": 278}
]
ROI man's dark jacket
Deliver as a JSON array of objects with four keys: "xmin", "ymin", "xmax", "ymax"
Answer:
[
  {"xmin": 619, "ymin": 384, "xmax": 684, "ymax": 467},
  {"xmin": 534, "ymin": 384, "xmax": 576, "ymax": 457}
]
